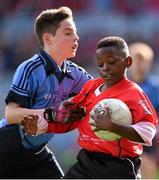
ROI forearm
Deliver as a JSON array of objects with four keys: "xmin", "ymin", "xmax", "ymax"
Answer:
[
  {"xmin": 18, "ymin": 101, "xmax": 84, "ymax": 135},
  {"xmin": 47, "ymin": 120, "xmax": 79, "ymax": 133},
  {"xmin": 109, "ymin": 123, "xmax": 145, "ymax": 143},
  {"xmin": 5, "ymin": 103, "xmax": 44, "ymax": 124}
]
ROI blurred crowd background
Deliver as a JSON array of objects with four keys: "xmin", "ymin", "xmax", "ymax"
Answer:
[{"xmin": 0, "ymin": 0, "xmax": 159, "ymax": 176}]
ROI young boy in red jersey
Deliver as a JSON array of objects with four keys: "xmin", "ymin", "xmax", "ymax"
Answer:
[{"xmin": 21, "ymin": 36, "xmax": 157, "ymax": 179}]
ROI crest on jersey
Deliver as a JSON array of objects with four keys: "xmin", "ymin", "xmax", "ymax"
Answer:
[{"xmin": 138, "ymin": 100, "xmax": 152, "ymax": 115}]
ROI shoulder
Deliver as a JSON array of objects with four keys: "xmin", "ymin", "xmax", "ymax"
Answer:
[
  {"xmin": 66, "ymin": 61, "xmax": 92, "ymax": 79},
  {"xmin": 11, "ymin": 54, "xmax": 46, "ymax": 89},
  {"xmin": 18, "ymin": 54, "xmax": 44, "ymax": 71},
  {"xmin": 15, "ymin": 54, "xmax": 45, "ymax": 78},
  {"xmin": 82, "ymin": 78, "xmax": 104, "ymax": 91},
  {"xmin": 124, "ymin": 78, "xmax": 142, "ymax": 90},
  {"xmin": 66, "ymin": 60, "xmax": 84, "ymax": 70},
  {"xmin": 121, "ymin": 79, "xmax": 145, "ymax": 98}
]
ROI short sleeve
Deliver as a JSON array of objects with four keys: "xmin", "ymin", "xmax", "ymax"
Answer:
[{"xmin": 5, "ymin": 61, "xmax": 35, "ymax": 107}]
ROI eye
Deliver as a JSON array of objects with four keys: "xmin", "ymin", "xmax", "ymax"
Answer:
[
  {"xmin": 109, "ymin": 61, "xmax": 116, "ymax": 65},
  {"xmin": 97, "ymin": 63, "xmax": 103, "ymax": 68},
  {"xmin": 65, "ymin": 32, "xmax": 71, "ymax": 35}
]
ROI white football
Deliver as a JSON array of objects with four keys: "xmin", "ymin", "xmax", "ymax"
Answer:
[{"xmin": 90, "ymin": 98, "xmax": 132, "ymax": 141}]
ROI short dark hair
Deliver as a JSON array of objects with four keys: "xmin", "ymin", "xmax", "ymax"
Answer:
[
  {"xmin": 34, "ymin": 6, "xmax": 73, "ymax": 47},
  {"xmin": 97, "ymin": 36, "xmax": 129, "ymax": 58}
]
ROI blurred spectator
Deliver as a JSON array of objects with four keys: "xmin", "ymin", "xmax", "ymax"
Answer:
[
  {"xmin": 128, "ymin": 42, "xmax": 159, "ymax": 179},
  {"xmin": 0, "ymin": 0, "xmax": 159, "ymax": 72}
]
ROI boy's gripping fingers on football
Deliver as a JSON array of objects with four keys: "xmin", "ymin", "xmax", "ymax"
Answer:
[
  {"xmin": 21, "ymin": 114, "xmax": 38, "ymax": 136},
  {"xmin": 90, "ymin": 106, "xmax": 112, "ymax": 131}
]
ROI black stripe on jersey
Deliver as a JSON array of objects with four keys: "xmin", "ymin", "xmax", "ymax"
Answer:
[
  {"xmin": 12, "ymin": 84, "xmax": 29, "ymax": 94},
  {"xmin": 5, "ymin": 90, "xmax": 29, "ymax": 107},
  {"xmin": 20, "ymin": 60, "xmax": 43, "ymax": 90},
  {"xmin": 67, "ymin": 61, "xmax": 92, "ymax": 79},
  {"xmin": 68, "ymin": 92, "xmax": 78, "ymax": 98},
  {"xmin": 66, "ymin": 61, "xmax": 83, "ymax": 70},
  {"xmin": 67, "ymin": 63, "xmax": 82, "ymax": 70},
  {"xmin": 18, "ymin": 58, "xmax": 42, "ymax": 89},
  {"xmin": 27, "ymin": 61, "xmax": 44, "ymax": 80},
  {"xmin": 23, "ymin": 62, "xmax": 43, "ymax": 89},
  {"xmin": 86, "ymin": 74, "xmax": 92, "ymax": 79},
  {"xmin": 18, "ymin": 61, "xmax": 33, "ymax": 87},
  {"xmin": 22, "ymin": 61, "xmax": 44, "ymax": 90},
  {"xmin": 20, "ymin": 58, "xmax": 42, "ymax": 89}
]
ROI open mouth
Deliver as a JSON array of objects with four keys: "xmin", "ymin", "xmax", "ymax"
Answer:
[
  {"xmin": 104, "ymin": 74, "xmax": 111, "ymax": 79},
  {"xmin": 72, "ymin": 44, "xmax": 78, "ymax": 50}
]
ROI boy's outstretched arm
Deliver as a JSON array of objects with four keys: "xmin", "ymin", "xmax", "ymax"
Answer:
[{"xmin": 20, "ymin": 101, "xmax": 85, "ymax": 135}]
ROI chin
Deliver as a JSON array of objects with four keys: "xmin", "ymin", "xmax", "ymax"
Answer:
[{"xmin": 68, "ymin": 53, "xmax": 76, "ymax": 59}]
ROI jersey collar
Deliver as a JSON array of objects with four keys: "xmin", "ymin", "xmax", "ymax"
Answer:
[{"xmin": 39, "ymin": 49, "xmax": 74, "ymax": 81}]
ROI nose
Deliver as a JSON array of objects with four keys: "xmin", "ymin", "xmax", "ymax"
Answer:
[
  {"xmin": 74, "ymin": 33, "xmax": 79, "ymax": 41},
  {"xmin": 102, "ymin": 63, "xmax": 110, "ymax": 71}
]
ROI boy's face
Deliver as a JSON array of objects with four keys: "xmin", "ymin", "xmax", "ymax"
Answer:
[
  {"xmin": 96, "ymin": 47, "xmax": 129, "ymax": 87},
  {"xmin": 49, "ymin": 18, "xmax": 79, "ymax": 59}
]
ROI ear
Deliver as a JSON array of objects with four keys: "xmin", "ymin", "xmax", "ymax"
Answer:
[
  {"xmin": 126, "ymin": 56, "xmax": 132, "ymax": 67},
  {"xmin": 42, "ymin": 33, "xmax": 53, "ymax": 45}
]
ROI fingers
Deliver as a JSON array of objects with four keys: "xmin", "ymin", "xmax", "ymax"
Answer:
[
  {"xmin": 93, "ymin": 126, "xmax": 99, "ymax": 132},
  {"xmin": 23, "ymin": 114, "xmax": 38, "ymax": 123},
  {"xmin": 89, "ymin": 120, "xmax": 99, "ymax": 132},
  {"xmin": 20, "ymin": 119, "xmax": 26, "ymax": 126},
  {"xmin": 90, "ymin": 110, "xmax": 97, "ymax": 120},
  {"xmin": 89, "ymin": 118, "xmax": 96, "ymax": 126},
  {"xmin": 94, "ymin": 105, "xmax": 107, "ymax": 116},
  {"xmin": 68, "ymin": 108, "xmax": 86, "ymax": 122},
  {"xmin": 62, "ymin": 101, "xmax": 75, "ymax": 108},
  {"xmin": 36, "ymin": 115, "xmax": 48, "ymax": 135},
  {"xmin": 25, "ymin": 128, "xmax": 37, "ymax": 136},
  {"xmin": 104, "ymin": 105, "xmax": 111, "ymax": 115},
  {"xmin": 71, "ymin": 107, "xmax": 86, "ymax": 116},
  {"xmin": 21, "ymin": 114, "xmax": 38, "ymax": 136}
]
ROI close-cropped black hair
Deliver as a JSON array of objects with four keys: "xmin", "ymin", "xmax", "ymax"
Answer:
[{"xmin": 97, "ymin": 36, "xmax": 129, "ymax": 58}]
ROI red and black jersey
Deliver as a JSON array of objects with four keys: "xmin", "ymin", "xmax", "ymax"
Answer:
[{"xmin": 48, "ymin": 76, "xmax": 157, "ymax": 158}]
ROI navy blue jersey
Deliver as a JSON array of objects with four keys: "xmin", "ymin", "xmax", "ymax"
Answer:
[
  {"xmin": 5, "ymin": 49, "xmax": 93, "ymax": 148},
  {"xmin": 139, "ymin": 76, "xmax": 159, "ymax": 113}
]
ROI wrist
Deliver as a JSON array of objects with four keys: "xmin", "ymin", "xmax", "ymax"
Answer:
[
  {"xmin": 36, "ymin": 114, "xmax": 48, "ymax": 135},
  {"xmin": 43, "ymin": 107, "xmax": 56, "ymax": 122},
  {"xmin": 108, "ymin": 122, "xmax": 118, "ymax": 133}
]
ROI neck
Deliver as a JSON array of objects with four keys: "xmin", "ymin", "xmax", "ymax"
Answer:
[
  {"xmin": 43, "ymin": 48, "xmax": 64, "ymax": 67},
  {"xmin": 101, "ymin": 76, "xmax": 126, "ymax": 91},
  {"xmin": 100, "ymin": 82, "xmax": 110, "ymax": 92}
]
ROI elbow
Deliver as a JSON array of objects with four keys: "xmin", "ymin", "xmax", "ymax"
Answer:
[
  {"xmin": 5, "ymin": 104, "xmax": 18, "ymax": 124},
  {"xmin": 5, "ymin": 106, "xmax": 12, "ymax": 124}
]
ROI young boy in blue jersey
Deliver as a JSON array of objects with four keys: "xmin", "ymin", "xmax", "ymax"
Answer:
[{"xmin": 0, "ymin": 7, "xmax": 92, "ymax": 178}]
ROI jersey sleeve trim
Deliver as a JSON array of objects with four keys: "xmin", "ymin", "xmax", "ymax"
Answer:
[
  {"xmin": 132, "ymin": 121, "xmax": 156, "ymax": 146},
  {"xmin": 17, "ymin": 59, "xmax": 43, "ymax": 90},
  {"xmin": 5, "ymin": 90, "xmax": 30, "ymax": 107},
  {"xmin": 12, "ymin": 84, "xmax": 30, "ymax": 95}
]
